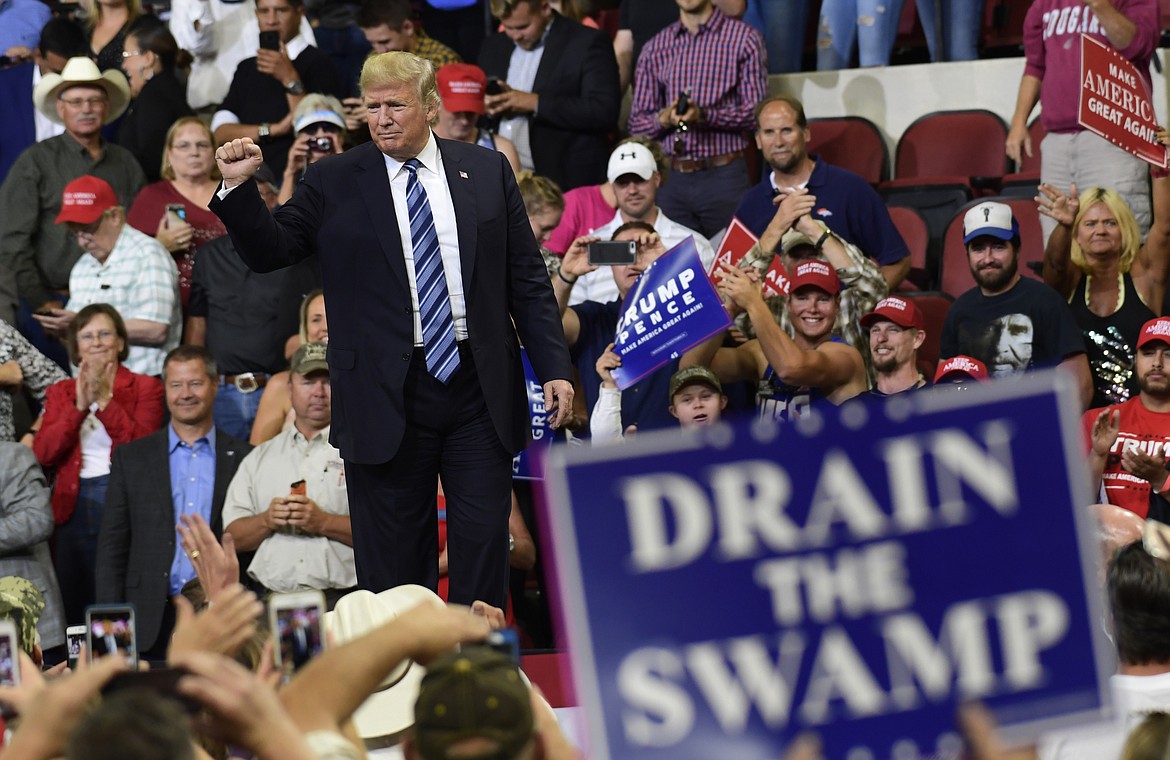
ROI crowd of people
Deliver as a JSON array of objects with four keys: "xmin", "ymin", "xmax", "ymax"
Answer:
[{"xmin": 1, "ymin": 0, "xmax": 1170, "ymax": 756}]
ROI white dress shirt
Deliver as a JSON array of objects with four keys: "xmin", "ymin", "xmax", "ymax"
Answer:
[
  {"xmin": 170, "ymin": 0, "xmax": 316, "ymax": 110},
  {"xmin": 382, "ymin": 132, "xmax": 467, "ymax": 344}
]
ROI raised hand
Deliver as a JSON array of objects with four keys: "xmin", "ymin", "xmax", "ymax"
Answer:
[{"xmin": 216, "ymin": 139, "xmax": 265, "ymax": 189}]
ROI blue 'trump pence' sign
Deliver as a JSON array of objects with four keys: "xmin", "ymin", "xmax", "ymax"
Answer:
[
  {"xmin": 610, "ymin": 237, "xmax": 731, "ymax": 390},
  {"xmin": 543, "ymin": 373, "xmax": 1111, "ymax": 759}
]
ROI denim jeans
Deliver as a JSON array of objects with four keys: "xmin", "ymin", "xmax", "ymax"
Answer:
[
  {"xmin": 56, "ymin": 474, "xmax": 108, "ymax": 626},
  {"xmin": 744, "ymin": 0, "xmax": 811, "ymax": 74},
  {"xmin": 213, "ymin": 382, "xmax": 264, "ymax": 442},
  {"xmin": 916, "ymin": 0, "xmax": 985, "ymax": 62},
  {"xmin": 816, "ymin": 0, "xmax": 906, "ymax": 70}
]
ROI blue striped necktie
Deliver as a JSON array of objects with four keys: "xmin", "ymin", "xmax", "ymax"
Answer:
[{"xmin": 403, "ymin": 158, "xmax": 459, "ymax": 383}]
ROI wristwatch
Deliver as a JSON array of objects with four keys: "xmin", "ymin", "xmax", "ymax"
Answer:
[
  {"xmin": 257, "ymin": 122, "xmax": 270, "ymax": 141},
  {"xmin": 285, "ymin": 79, "xmax": 305, "ymax": 95}
]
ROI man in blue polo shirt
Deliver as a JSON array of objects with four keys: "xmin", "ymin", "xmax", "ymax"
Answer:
[{"xmin": 733, "ymin": 94, "xmax": 910, "ymax": 291}]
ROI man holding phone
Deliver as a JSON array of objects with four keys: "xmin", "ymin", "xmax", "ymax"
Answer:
[
  {"xmin": 222, "ymin": 342, "xmax": 356, "ymax": 606},
  {"xmin": 478, "ymin": 0, "xmax": 619, "ymax": 190},
  {"xmin": 211, "ymin": 0, "xmax": 343, "ymax": 178},
  {"xmin": 556, "ymin": 222, "xmax": 682, "ymax": 434},
  {"xmin": 627, "ymin": 0, "xmax": 767, "ymax": 238}
]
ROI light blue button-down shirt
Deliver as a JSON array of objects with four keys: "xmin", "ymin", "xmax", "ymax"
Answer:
[{"xmin": 167, "ymin": 426, "xmax": 216, "ymax": 595}]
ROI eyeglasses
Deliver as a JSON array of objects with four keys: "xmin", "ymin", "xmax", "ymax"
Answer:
[
  {"xmin": 171, "ymin": 140, "xmax": 213, "ymax": 152},
  {"xmin": 67, "ymin": 216, "xmax": 105, "ymax": 236},
  {"xmin": 77, "ymin": 330, "xmax": 116, "ymax": 344},
  {"xmin": 58, "ymin": 96, "xmax": 108, "ymax": 108},
  {"xmin": 121, "ymin": 49, "xmax": 143, "ymax": 59}
]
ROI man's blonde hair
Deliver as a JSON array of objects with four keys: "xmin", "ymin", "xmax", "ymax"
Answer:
[{"xmin": 360, "ymin": 51, "xmax": 440, "ymax": 125}]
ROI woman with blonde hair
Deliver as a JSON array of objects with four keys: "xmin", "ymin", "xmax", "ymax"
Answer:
[
  {"xmin": 1040, "ymin": 160, "xmax": 1170, "ymax": 406},
  {"xmin": 127, "ymin": 116, "xmax": 226, "ymax": 313},
  {"xmin": 249, "ymin": 290, "xmax": 327, "ymax": 445},
  {"xmin": 81, "ymin": 0, "xmax": 142, "ymax": 73}
]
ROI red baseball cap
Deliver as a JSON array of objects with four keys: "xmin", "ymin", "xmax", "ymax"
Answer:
[
  {"xmin": 860, "ymin": 296, "xmax": 925, "ymax": 331},
  {"xmin": 56, "ymin": 175, "xmax": 117, "ymax": 225},
  {"xmin": 787, "ymin": 260, "xmax": 839, "ymax": 295},
  {"xmin": 934, "ymin": 355, "xmax": 989, "ymax": 383},
  {"xmin": 1137, "ymin": 317, "xmax": 1170, "ymax": 350},
  {"xmin": 436, "ymin": 63, "xmax": 487, "ymax": 115}
]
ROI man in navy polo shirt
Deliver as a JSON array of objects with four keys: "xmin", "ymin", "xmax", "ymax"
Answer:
[{"xmin": 733, "ymin": 94, "xmax": 910, "ymax": 291}]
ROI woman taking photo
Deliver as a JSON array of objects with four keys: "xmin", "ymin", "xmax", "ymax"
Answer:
[{"xmin": 33, "ymin": 304, "xmax": 163, "ymax": 624}]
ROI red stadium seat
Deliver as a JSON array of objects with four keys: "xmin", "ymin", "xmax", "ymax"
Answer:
[
  {"xmin": 892, "ymin": 110, "xmax": 1010, "ymax": 192},
  {"xmin": 939, "ymin": 197, "xmax": 1046, "ymax": 298},
  {"xmin": 807, "ymin": 116, "xmax": 889, "ymax": 185},
  {"xmin": 520, "ymin": 651, "xmax": 576, "ymax": 708},
  {"xmin": 1000, "ymin": 171, "xmax": 1041, "ymax": 200},
  {"xmin": 879, "ymin": 179, "xmax": 973, "ymax": 282},
  {"xmin": 905, "ymin": 292, "xmax": 953, "ymax": 379},
  {"xmin": 887, "ymin": 205, "xmax": 931, "ymax": 290}
]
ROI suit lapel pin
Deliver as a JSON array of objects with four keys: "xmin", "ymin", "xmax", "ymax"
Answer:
[{"xmin": 459, "ymin": 171, "xmax": 469, "ymax": 179}]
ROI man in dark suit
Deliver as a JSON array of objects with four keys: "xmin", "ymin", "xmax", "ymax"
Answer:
[
  {"xmin": 478, "ymin": 0, "xmax": 619, "ymax": 191},
  {"xmin": 94, "ymin": 346, "xmax": 250, "ymax": 660},
  {"xmin": 210, "ymin": 51, "xmax": 573, "ymax": 609}
]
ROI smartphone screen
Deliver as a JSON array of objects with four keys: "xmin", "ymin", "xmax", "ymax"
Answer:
[
  {"xmin": 86, "ymin": 605, "xmax": 137, "ymax": 666},
  {"xmin": 66, "ymin": 625, "xmax": 86, "ymax": 670},
  {"xmin": 270, "ymin": 591, "xmax": 325, "ymax": 679},
  {"xmin": 588, "ymin": 240, "xmax": 637, "ymax": 266},
  {"xmin": 0, "ymin": 620, "xmax": 19, "ymax": 687},
  {"xmin": 164, "ymin": 203, "xmax": 186, "ymax": 223}
]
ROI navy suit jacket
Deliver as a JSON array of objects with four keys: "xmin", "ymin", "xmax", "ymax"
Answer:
[
  {"xmin": 210, "ymin": 136, "xmax": 573, "ymax": 465},
  {"xmin": 95, "ymin": 427, "xmax": 250, "ymax": 651}
]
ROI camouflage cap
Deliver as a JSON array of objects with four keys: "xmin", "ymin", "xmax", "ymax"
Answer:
[
  {"xmin": 291, "ymin": 341, "xmax": 329, "ymax": 376},
  {"xmin": 0, "ymin": 577, "xmax": 45, "ymax": 655}
]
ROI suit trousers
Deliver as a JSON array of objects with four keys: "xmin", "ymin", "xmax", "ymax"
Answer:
[{"xmin": 345, "ymin": 348, "xmax": 513, "ymax": 608}]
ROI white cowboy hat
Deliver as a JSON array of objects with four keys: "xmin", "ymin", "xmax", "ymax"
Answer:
[
  {"xmin": 33, "ymin": 57, "xmax": 131, "ymax": 125},
  {"xmin": 323, "ymin": 585, "xmax": 444, "ymax": 740}
]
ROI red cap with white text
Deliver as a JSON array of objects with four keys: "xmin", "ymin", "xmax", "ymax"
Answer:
[
  {"xmin": 787, "ymin": 259, "xmax": 839, "ymax": 295},
  {"xmin": 860, "ymin": 296, "xmax": 924, "ymax": 331},
  {"xmin": 1137, "ymin": 317, "xmax": 1170, "ymax": 349},
  {"xmin": 933, "ymin": 355, "xmax": 989, "ymax": 383},
  {"xmin": 56, "ymin": 175, "xmax": 117, "ymax": 225}
]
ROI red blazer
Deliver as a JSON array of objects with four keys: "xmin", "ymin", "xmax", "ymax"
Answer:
[{"xmin": 33, "ymin": 365, "xmax": 164, "ymax": 524}]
